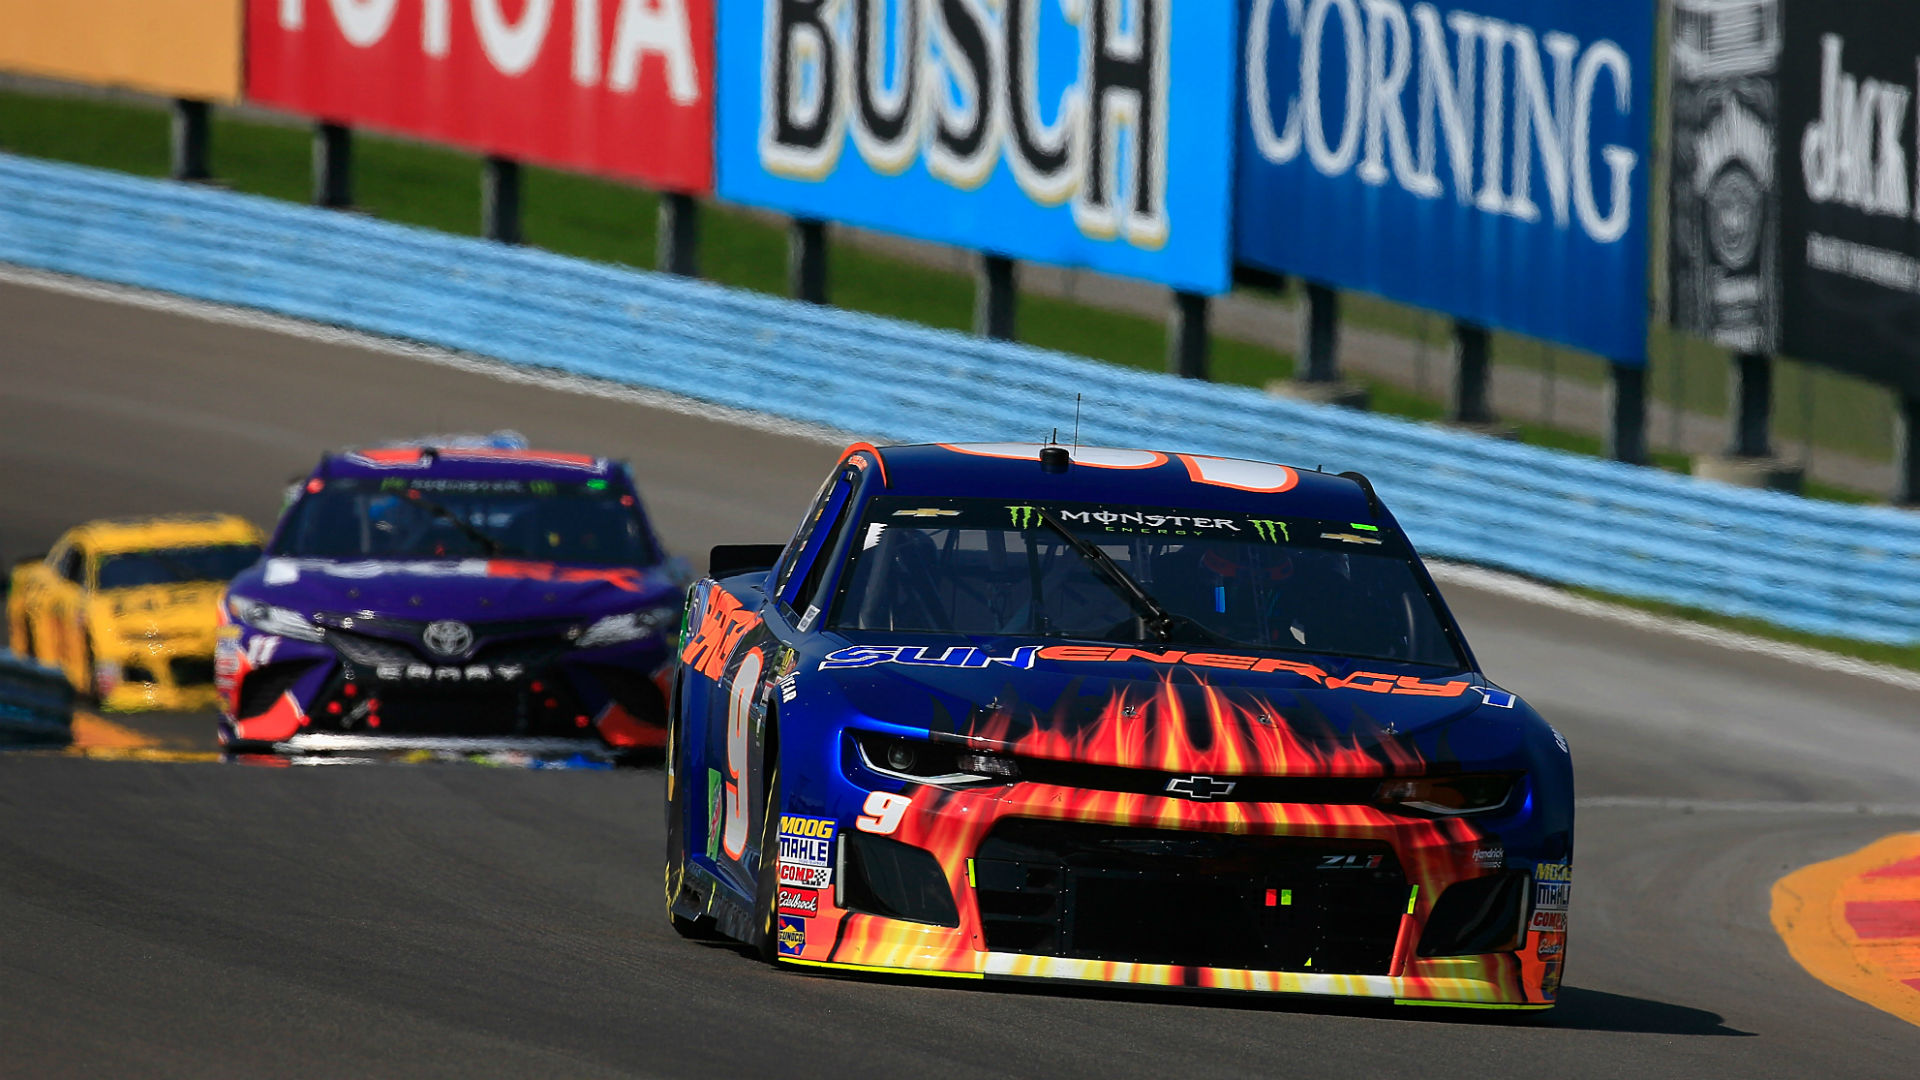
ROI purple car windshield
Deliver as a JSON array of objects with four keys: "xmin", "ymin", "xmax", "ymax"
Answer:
[{"xmin": 273, "ymin": 478, "xmax": 658, "ymax": 566}]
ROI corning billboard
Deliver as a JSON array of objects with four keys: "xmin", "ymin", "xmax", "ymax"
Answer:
[{"xmin": 1236, "ymin": 0, "xmax": 1655, "ymax": 361}]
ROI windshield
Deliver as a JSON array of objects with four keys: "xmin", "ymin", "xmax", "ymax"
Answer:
[
  {"xmin": 96, "ymin": 544, "xmax": 261, "ymax": 590},
  {"xmin": 831, "ymin": 498, "xmax": 1463, "ymax": 668},
  {"xmin": 272, "ymin": 478, "xmax": 658, "ymax": 565}
]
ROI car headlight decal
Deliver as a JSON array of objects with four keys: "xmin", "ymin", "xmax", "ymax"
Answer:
[
  {"xmin": 1373, "ymin": 775, "xmax": 1515, "ymax": 816},
  {"xmin": 228, "ymin": 597, "xmax": 325, "ymax": 643},
  {"xmin": 851, "ymin": 732, "xmax": 1018, "ymax": 786},
  {"xmin": 575, "ymin": 606, "xmax": 678, "ymax": 649}
]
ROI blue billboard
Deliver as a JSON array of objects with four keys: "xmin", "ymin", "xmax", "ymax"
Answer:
[
  {"xmin": 1236, "ymin": 0, "xmax": 1654, "ymax": 361},
  {"xmin": 717, "ymin": 0, "xmax": 1238, "ymax": 295}
]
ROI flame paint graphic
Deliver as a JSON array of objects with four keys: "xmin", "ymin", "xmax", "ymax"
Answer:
[{"xmin": 796, "ymin": 676, "xmax": 1552, "ymax": 1005}]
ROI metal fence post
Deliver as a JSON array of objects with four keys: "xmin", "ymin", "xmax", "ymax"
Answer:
[
  {"xmin": 1300, "ymin": 281, "xmax": 1340, "ymax": 383},
  {"xmin": 169, "ymin": 99, "xmax": 210, "ymax": 182},
  {"xmin": 657, "ymin": 192, "xmax": 700, "ymax": 277},
  {"xmin": 974, "ymin": 254, "xmax": 1017, "ymax": 340},
  {"xmin": 1898, "ymin": 392, "xmax": 1920, "ymax": 506},
  {"xmin": 1451, "ymin": 320, "xmax": 1495, "ymax": 424},
  {"xmin": 1729, "ymin": 351, "xmax": 1773, "ymax": 458},
  {"xmin": 1607, "ymin": 362, "xmax": 1649, "ymax": 465},
  {"xmin": 313, "ymin": 122, "xmax": 352, "ymax": 209},
  {"xmin": 1168, "ymin": 291, "xmax": 1209, "ymax": 380},
  {"xmin": 789, "ymin": 218, "xmax": 828, "ymax": 304},
  {"xmin": 482, "ymin": 156, "xmax": 522, "ymax": 244}
]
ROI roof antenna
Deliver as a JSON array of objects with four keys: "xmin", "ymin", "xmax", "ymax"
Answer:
[
  {"xmin": 1050, "ymin": 427, "xmax": 1059, "ymax": 446},
  {"xmin": 1072, "ymin": 394, "xmax": 1082, "ymax": 455}
]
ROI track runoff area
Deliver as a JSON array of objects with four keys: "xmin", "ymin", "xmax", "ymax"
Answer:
[{"xmin": 2, "ymin": 268, "xmax": 1918, "ymax": 1078}]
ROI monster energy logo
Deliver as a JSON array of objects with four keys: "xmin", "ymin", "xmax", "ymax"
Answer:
[
  {"xmin": 1008, "ymin": 505, "xmax": 1041, "ymax": 529},
  {"xmin": 1250, "ymin": 520, "xmax": 1290, "ymax": 543},
  {"xmin": 529, "ymin": 481, "xmax": 556, "ymax": 495}
]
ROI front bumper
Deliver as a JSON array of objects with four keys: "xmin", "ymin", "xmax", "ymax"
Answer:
[
  {"xmin": 768, "ymin": 784, "xmax": 1566, "ymax": 1008},
  {"xmin": 96, "ymin": 638, "xmax": 219, "ymax": 713},
  {"xmin": 217, "ymin": 630, "xmax": 673, "ymax": 751}
]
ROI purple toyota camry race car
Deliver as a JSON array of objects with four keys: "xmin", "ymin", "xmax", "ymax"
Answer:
[{"xmin": 214, "ymin": 439, "xmax": 689, "ymax": 760}]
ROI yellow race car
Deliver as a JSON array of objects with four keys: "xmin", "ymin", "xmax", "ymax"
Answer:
[{"xmin": 8, "ymin": 515, "xmax": 264, "ymax": 711}]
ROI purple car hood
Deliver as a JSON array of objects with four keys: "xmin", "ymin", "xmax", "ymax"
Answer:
[{"xmin": 230, "ymin": 557, "xmax": 678, "ymax": 623}]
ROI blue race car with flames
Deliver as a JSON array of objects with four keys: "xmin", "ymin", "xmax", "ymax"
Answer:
[{"xmin": 664, "ymin": 442, "xmax": 1573, "ymax": 1009}]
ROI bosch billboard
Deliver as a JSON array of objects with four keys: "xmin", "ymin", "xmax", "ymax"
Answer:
[
  {"xmin": 714, "ymin": 0, "xmax": 1239, "ymax": 294},
  {"xmin": 248, "ymin": 0, "xmax": 714, "ymax": 193},
  {"xmin": 1235, "ymin": 0, "xmax": 1655, "ymax": 361}
]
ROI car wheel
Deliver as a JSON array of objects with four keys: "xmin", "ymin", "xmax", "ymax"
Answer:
[
  {"xmin": 750, "ymin": 758, "xmax": 785, "ymax": 963},
  {"xmin": 663, "ymin": 675, "xmax": 716, "ymax": 940},
  {"xmin": 80, "ymin": 635, "xmax": 101, "ymax": 702}
]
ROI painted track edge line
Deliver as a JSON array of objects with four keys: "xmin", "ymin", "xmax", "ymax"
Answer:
[
  {"xmin": 9, "ymin": 261, "xmax": 1914, "ymax": 693},
  {"xmin": 0, "ymin": 262, "xmax": 857, "ymax": 448},
  {"xmin": 1428, "ymin": 561, "xmax": 1920, "ymax": 695},
  {"xmin": 1772, "ymin": 832, "xmax": 1920, "ymax": 1028}
]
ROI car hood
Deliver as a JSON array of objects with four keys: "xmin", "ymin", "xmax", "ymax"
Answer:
[
  {"xmin": 93, "ymin": 582, "xmax": 226, "ymax": 634},
  {"xmin": 229, "ymin": 557, "xmax": 680, "ymax": 623},
  {"xmin": 815, "ymin": 637, "xmax": 1512, "ymax": 775}
]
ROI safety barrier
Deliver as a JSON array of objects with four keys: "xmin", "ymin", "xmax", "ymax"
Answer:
[
  {"xmin": 0, "ymin": 649, "xmax": 74, "ymax": 744},
  {"xmin": 3, "ymin": 152, "xmax": 1917, "ymax": 644}
]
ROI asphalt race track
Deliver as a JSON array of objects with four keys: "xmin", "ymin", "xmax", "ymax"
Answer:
[{"xmin": 3, "ymin": 276, "xmax": 1919, "ymax": 1078}]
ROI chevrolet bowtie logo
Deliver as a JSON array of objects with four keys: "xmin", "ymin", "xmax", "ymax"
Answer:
[
  {"xmin": 1165, "ymin": 774, "xmax": 1237, "ymax": 801},
  {"xmin": 893, "ymin": 508, "xmax": 960, "ymax": 518}
]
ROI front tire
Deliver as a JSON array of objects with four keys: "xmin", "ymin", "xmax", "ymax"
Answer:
[{"xmin": 750, "ymin": 759, "xmax": 785, "ymax": 962}]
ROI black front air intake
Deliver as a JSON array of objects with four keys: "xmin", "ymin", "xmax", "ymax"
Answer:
[
  {"xmin": 236, "ymin": 661, "xmax": 318, "ymax": 718},
  {"xmin": 841, "ymin": 832, "xmax": 961, "ymax": 927},
  {"xmin": 972, "ymin": 820, "xmax": 1409, "ymax": 974},
  {"xmin": 1416, "ymin": 872, "xmax": 1529, "ymax": 957}
]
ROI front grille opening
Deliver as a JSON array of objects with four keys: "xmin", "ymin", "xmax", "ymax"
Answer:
[
  {"xmin": 237, "ymin": 661, "xmax": 317, "ymax": 718},
  {"xmin": 169, "ymin": 657, "xmax": 215, "ymax": 687},
  {"xmin": 1008, "ymin": 756, "xmax": 1382, "ymax": 804},
  {"xmin": 581, "ymin": 663, "xmax": 668, "ymax": 725},
  {"xmin": 1416, "ymin": 872, "xmax": 1529, "ymax": 957},
  {"xmin": 973, "ymin": 819, "xmax": 1408, "ymax": 974},
  {"xmin": 842, "ymin": 833, "xmax": 960, "ymax": 927}
]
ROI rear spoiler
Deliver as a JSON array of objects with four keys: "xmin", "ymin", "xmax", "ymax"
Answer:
[{"xmin": 709, "ymin": 544, "xmax": 785, "ymax": 580}]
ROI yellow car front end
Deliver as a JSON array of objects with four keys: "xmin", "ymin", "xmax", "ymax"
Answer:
[
  {"xmin": 9, "ymin": 514, "xmax": 263, "ymax": 712},
  {"xmin": 85, "ymin": 582, "xmax": 229, "ymax": 711}
]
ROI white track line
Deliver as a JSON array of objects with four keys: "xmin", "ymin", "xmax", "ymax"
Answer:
[
  {"xmin": 1579, "ymin": 795, "xmax": 1920, "ymax": 817},
  {"xmin": 7, "ymin": 261, "xmax": 1918, "ymax": 695}
]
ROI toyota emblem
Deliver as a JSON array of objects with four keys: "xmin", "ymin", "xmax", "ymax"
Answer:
[{"xmin": 422, "ymin": 620, "xmax": 474, "ymax": 658}]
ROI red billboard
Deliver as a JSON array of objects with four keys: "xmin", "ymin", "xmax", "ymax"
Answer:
[{"xmin": 248, "ymin": 0, "xmax": 713, "ymax": 194}]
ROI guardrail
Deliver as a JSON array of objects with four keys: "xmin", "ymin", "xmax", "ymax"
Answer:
[
  {"xmin": 0, "ymin": 649, "xmax": 75, "ymax": 744},
  {"xmin": 4, "ymin": 151, "xmax": 1918, "ymax": 644}
]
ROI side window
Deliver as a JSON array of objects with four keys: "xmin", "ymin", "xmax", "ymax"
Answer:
[
  {"xmin": 789, "ymin": 495, "xmax": 861, "ymax": 622},
  {"xmin": 772, "ymin": 469, "xmax": 856, "ymax": 612},
  {"xmin": 55, "ymin": 546, "xmax": 85, "ymax": 586}
]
